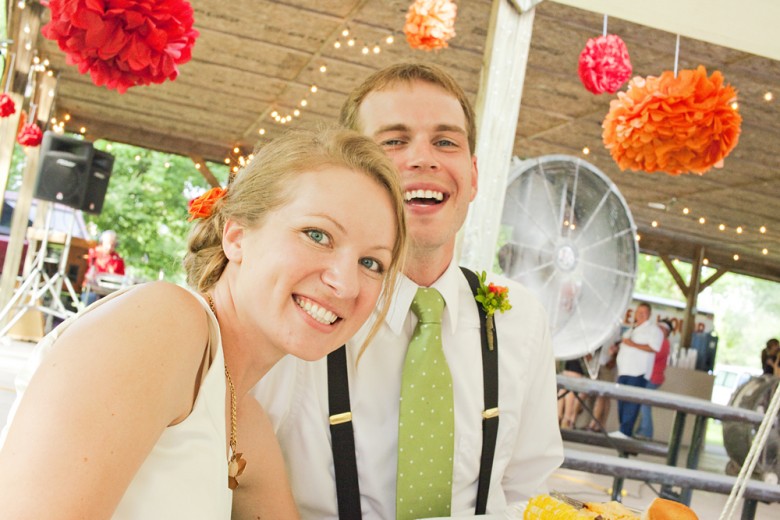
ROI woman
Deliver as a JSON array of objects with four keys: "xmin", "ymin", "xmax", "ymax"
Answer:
[
  {"xmin": 81, "ymin": 229, "xmax": 126, "ymax": 305},
  {"xmin": 0, "ymin": 128, "xmax": 406, "ymax": 519}
]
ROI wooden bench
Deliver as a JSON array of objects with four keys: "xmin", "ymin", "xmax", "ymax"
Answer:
[
  {"xmin": 561, "ymin": 429, "xmax": 668, "ymax": 458},
  {"xmin": 562, "ymin": 448, "xmax": 780, "ymax": 520}
]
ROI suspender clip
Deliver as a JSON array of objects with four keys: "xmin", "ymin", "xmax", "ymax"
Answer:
[
  {"xmin": 329, "ymin": 412, "xmax": 353, "ymax": 425},
  {"xmin": 482, "ymin": 407, "xmax": 499, "ymax": 419}
]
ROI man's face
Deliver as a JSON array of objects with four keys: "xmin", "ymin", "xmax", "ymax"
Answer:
[
  {"xmin": 357, "ymin": 80, "xmax": 477, "ymax": 259},
  {"xmin": 635, "ymin": 305, "xmax": 650, "ymax": 325}
]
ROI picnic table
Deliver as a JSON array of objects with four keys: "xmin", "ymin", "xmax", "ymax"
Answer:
[{"xmin": 557, "ymin": 374, "xmax": 769, "ymax": 509}]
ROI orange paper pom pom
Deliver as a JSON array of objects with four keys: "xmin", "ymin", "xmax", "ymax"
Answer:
[
  {"xmin": 188, "ymin": 187, "xmax": 226, "ymax": 221},
  {"xmin": 602, "ymin": 66, "xmax": 742, "ymax": 175},
  {"xmin": 404, "ymin": 0, "xmax": 457, "ymax": 51}
]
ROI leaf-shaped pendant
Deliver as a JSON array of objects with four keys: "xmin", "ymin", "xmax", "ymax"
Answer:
[{"xmin": 227, "ymin": 452, "xmax": 247, "ymax": 490}]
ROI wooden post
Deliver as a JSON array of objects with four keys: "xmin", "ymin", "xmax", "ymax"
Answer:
[
  {"xmin": 0, "ymin": 92, "xmax": 24, "ymax": 210},
  {"xmin": 0, "ymin": 145, "xmax": 40, "ymax": 318},
  {"xmin": 681, "ymin": 246, "xmax": 705, "ymax": 349},
  {"xmin": 459, "ymin": 0, "xmax": 539, "ymax": 270},
  {"xmin": 190, "ymin": 155, "xmax": 221, "ymax": 188}
]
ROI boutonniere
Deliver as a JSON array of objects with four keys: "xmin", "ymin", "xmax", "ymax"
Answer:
[{"xmin": 474, "ymin": 271, "xmax": 512, "ymax": 351}]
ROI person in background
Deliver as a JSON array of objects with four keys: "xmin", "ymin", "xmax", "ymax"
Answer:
[
  {"xmin": 610, "ymin": 302, "xmax": 663, "ymax": 439},
  {"xmin": 586, "ymin": 339, "xmax": 618, "ymax": 433},
  {"xmin": 0, "ymin": 128, "xmax": 407, "ymax": 520},
  {"xmin": 247, "ymin": 63, "xmax": 562, "ymax": 519},
  {"xmin": 81, "ymin": 229, "xmax": 126, "ymax": 305},
  {"xmin": 761, "ymin": 338, "xmax": 780, "ymax": 376},
  {"xmin": 635, "ymin": 318, "xmax": 673, "ymax": 440},
  {"xmin": 558, "ymin": 357, "xmax": 586, "ymax": 429}
]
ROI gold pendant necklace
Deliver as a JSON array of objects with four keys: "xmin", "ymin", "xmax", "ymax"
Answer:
[{"xmin": 205, "ymin": 293, "xmax": 247, "ymax": 490}]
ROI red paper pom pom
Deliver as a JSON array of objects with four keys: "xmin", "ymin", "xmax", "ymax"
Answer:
[
  {"xmin": 578, "ymin": 34, "xmax": 632, "ymax": 95},
  {"xmin": 602, "ymin": 66, "xmax": 742, "ymax": 175},
  {"xmin": 0, "ymin": 93, "xmax": 16, "ymax": 118},
  {"xmin": 404, "ymin": 0, "xmax": 457, "ymax": 51},
  {"xmin": 41, "ymin": 0, "xmax": 199, "ymax": 94},
  {"xmin": 17, "ymin": 122, "xmax": 43, "ymax": 147}
]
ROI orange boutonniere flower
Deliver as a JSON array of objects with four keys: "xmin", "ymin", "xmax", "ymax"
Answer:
[
  {"xmin": 474, "ymin": 271, "xmax": 511, "ymax": 351},
  {"xmin": 602, "ymin": 65, "xmax": 742, "ymax": 175},
  {"xmin": 188, "ymin": 187, "xmax": 226, "ymax": 221}
]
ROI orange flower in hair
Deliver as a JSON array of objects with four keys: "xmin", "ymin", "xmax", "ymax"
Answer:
[{"xmin": 188, "ymin": 187, "xmax": 226, "ymax": 221}]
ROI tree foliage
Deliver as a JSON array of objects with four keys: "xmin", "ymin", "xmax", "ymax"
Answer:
[
  {"xmin": 634, "ymin": 254, "xmax": 780, "ymax": 368},
  {"xmin": 85, "ymin": 140, "xmax": 228, "ymax": 284}
]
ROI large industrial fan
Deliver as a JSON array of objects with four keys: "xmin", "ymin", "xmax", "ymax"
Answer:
[{"xmin": 498, "ymin": 155, "xmax": 638, "ymax": 360}]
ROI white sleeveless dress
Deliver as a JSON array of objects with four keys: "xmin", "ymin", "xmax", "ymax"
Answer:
[{"xmin": 0, "ymin": 286, "xmax": 232, "ymax": 519}]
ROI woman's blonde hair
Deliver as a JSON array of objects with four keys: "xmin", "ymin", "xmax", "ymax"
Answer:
[{"xmin": 183, "ymin": 127, "xmax": 406, "ymax": 354}]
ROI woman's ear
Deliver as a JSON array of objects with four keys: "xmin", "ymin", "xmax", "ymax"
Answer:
[{"xmin": 222, "ymin": 219, "xmax": 245, "ymax": 263}]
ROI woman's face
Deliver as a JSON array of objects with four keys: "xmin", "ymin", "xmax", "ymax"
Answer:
[{"xmin": 224, "ymin": 165, "xmax": 397, "ymax": 362}]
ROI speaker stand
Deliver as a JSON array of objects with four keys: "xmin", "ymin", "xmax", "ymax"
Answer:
[{"xmin": 0, "ymin": 204, "xmax": 85, "ymax": 337}]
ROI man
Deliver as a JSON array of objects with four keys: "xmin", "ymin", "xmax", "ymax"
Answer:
[
  {"xmin": 635, "ymin": 318, "xmax": 673, "ymax": 439},
  {"xmin": 243, "ymin": 63, "xmax": 562, "ymax": 519},
  {"xmin": 610, "ymin": 302, "xmax": 663, "ymax": 438}
]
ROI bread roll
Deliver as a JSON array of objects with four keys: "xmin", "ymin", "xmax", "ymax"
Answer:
[{"xmin": 641, "ymin": 498, "xmax": 699, "ymax": 520}]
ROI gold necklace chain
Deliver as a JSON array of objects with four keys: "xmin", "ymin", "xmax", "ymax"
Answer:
[{"xmin": 204, "ymin": 292, "xmax": 246, "ymax": 489}]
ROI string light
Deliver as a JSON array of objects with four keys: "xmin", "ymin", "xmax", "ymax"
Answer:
[
  {"xmin": 765, "ymin": 92, "xmax": 774, "ymax": 102},
  {"xmin": 331, "ymin": 27, "xmax": 395, "ymax": 58},
  {"xmin": 730, "ymin": 101, "xmax": 739, "ymax": 110},
  {"xmin": 582, "ymin": 147, "xmax": 590, "ymax": 155},
  {"xmin": 760, "ymin": 226, "xmax": 767, "ymax": 234},
  {"xmin": 683, "ymin": 207, "xmax": 690, "ymax": 215},
  {"xmin": 651, "ymin": 221, "xmax": 658, "ymax": 227},
  {"xmin": 703, "ymin": 258, "xmax": 709, "ymax": 266},
  {"xmin": 718, "ymin": 224, "xmax": 725, "ymax": 231},
  {"xmin": 733, "ymin": 254, "xmax": 739, "ymax": 261},
  {"xmin": 736, "ymin": 226, "xmax": 743, "ymax": 234},
  {"xmin": 698, "ymin": 217, "xmax": 706, "ymax": 224},
  {"xmin": 762, "ymin": 248, "xmax": 769, "ymax": 255}
]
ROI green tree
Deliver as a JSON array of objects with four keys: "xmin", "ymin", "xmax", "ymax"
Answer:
[
  {"xmin": 85, "ymin": 140, "xmax": 228, "ymax": 284},
  {"xmin": 634, "ymin": 254, "xmax": 780, "ymax": 368}
]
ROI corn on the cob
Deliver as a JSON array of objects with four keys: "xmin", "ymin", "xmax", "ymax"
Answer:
[{"xmin": 524, "ymin": 494, "xmax": 600, "ymax": 519}]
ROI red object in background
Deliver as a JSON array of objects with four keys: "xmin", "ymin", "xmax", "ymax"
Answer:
[
  {"xmin": 17, "ymin": 122, "xmax": 43, "ymax": 147},
  {"xmin": 578, "ymin": 34, "xmax": 632, "ymax": 95},
  {"xmin": 41, "ymin": 0, "xmax": 199, "ymax": 93},
  {"xmin": 0, "ymin": 93, "xmax": 16, "ymax": 117}
]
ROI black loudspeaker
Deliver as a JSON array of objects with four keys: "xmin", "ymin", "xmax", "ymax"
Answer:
[
  {"xmin": 34, "ymin": 132, "xmax": 94, "ymax": 210},
  {"xmin": 81, "ymin": 149, "xmax": 115, "ymax": 214}
]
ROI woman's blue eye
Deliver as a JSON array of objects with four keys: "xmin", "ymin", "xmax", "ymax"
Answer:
[
  {"xmin": 307, "ymin": 229, "xmax": 328, "ymax": 244},
  {"xmin": 360, "ymin": 257, "xmax": 383, "ymax": 273}
]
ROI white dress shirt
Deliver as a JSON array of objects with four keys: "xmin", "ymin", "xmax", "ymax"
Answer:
[
  {"xmin": 254, "ymin": 261, "xmax": 563, "ymax": 519},
  {"xmin": 616, "ymin": 320, "xmax": 663, "ymax": 378}
]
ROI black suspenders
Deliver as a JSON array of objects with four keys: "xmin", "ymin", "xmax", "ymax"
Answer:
[{"xmin": 326, "ymin": 267, "xmax": 500, "ymax": 518}]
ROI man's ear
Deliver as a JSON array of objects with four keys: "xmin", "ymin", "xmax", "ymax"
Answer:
[
  {"xmin": 222, "ymin": 219, "xmax": 245, "ymax": 263},
  {"xmin": 469, "ymin": 154, "xmax": 479, "ymax": 202}
]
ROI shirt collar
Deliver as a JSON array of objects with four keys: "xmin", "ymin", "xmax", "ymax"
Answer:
[{"xmin": 385, "ymin": 260, "xmax": 462, "ymax": 336}]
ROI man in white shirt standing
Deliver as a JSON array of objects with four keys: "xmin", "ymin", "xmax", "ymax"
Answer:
[
  {"xmin": 240, "ymin": 63, "xmax": 563, "ymax": 519},
  {"xmin": 611, "ymin": 302, "xmax": 663, "ymax": 438}
]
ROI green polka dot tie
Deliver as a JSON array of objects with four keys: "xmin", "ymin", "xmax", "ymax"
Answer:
[{"xmin": 396, "ymin": 287, "xmax": 453, "ymax": 520}]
